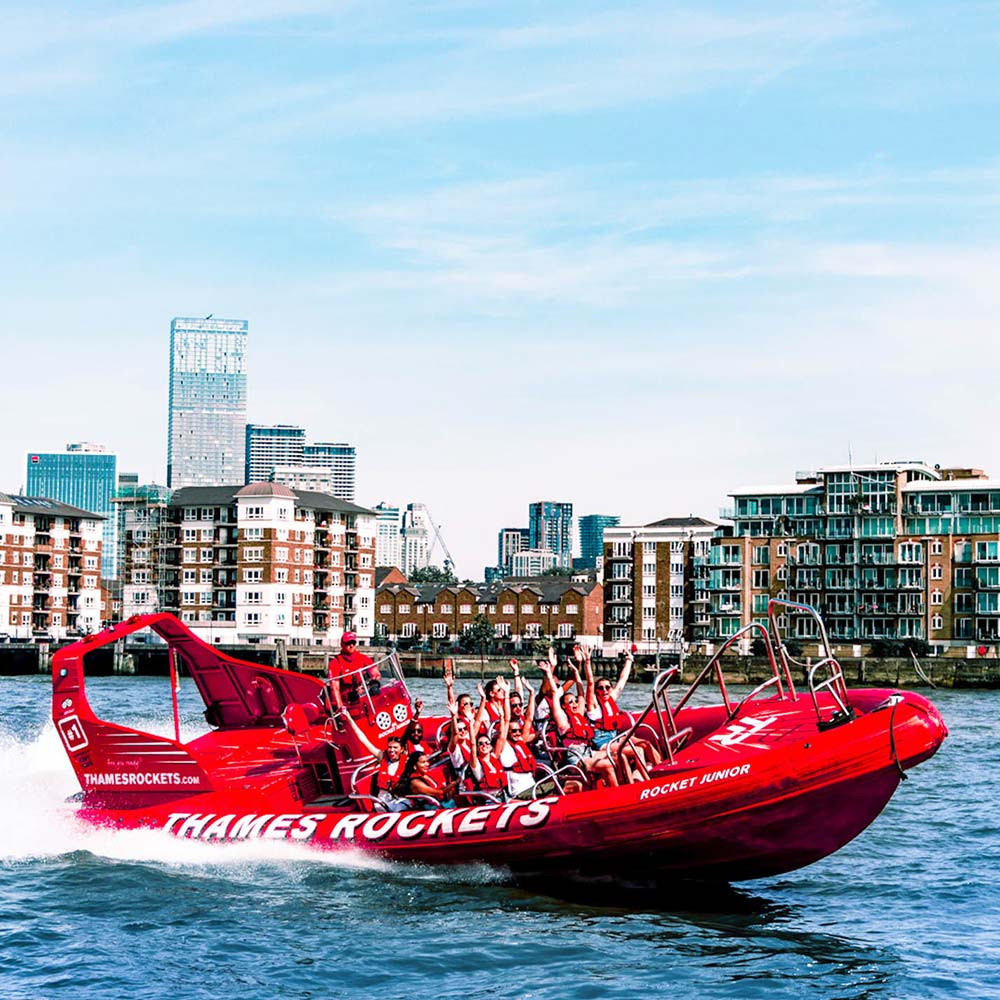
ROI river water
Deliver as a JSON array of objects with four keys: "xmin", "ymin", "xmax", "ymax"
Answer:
[{"xmin": 0, "ymin": 674, "xmax": 995, "ymax": 1000}]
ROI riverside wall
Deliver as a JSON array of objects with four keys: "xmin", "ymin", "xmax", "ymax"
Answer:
[{"xmin": 3, "ymin": 643, "xmax": 999, "ymax": 688}]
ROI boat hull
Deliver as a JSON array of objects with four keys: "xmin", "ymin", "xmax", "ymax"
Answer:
[{"xmin": 73, "ymin": 689, "xmax": 945, "ymax": 882}]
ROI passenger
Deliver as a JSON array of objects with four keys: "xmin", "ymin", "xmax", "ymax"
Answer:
[
  {"xmin": 402, "ymin": 719, "xmax": 426, "ymax": 754},
  {"xmin": 341, "ymin": 716, "xmax": 409, "ymax": 810},
  {"xmin": 398, "ymin": 751, "xmax": 459, "ymax": 807},
  {"xmin": 508, "ymin": 658, "xmax": 537, "ymax": 742},
  {"xmin": 327, "ymin": 631, "xmax": 381, "ymax": 714},
  {"xmin": 444, "ymin": 660, "xmax": 473, "ymax": 720},
  {"xmin": 480, "ymin": 677, "xmax": 506, "ymax": 725},
  {"xmin": 497, "ymin": 717, "xmax": 538, "ymax": 798},
  {"xmin": 539, "ymin": 660, "xmax": 617, "ymax": 789},
  {"xmin": 582, "ymin": 645, "xmax": 661, "ymax": 775},
  {"xmin": 447, "ymin": 706, "xmax": 476, "ymax": 791},
  {"xmin": 470, "ymin": 680, "xmax": 510, "ymax": 799}
]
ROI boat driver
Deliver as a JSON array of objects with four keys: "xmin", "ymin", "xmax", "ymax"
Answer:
[{"xmin": 328, "ymin": 631, "xmax": 381, "ymax": 715}]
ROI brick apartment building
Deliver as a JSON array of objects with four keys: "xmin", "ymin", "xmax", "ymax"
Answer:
[
  {"xmin": 602, "ymin": 517, "xmax": 716, "ymax": 655},
  {"xmin": 0, "ymin": 493, "xmax": 104, "ymax": 639},
  {"xmin": 709, "ymin": 461, "xmax": 1000, "ymax": 651},
  {"xmin": 376, "ymin": 579, "xmax": 603, "ymax": 648},
  {"xmin": 119, "ymin": 483, "xmax": 376, "ymax": 646}
]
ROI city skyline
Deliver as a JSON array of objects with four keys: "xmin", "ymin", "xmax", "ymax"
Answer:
[{"xmin": 3, "ymin": 2, "xmax": 999, "ymax": 574}]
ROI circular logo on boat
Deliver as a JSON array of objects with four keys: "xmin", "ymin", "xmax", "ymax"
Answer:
[
  {"xmin": 392, "ymin": 703, "xmax": 408, "ymax": 723},
  {"xmin": 375, "ymin": 711, "xmax": 392, "ymax": 730}
]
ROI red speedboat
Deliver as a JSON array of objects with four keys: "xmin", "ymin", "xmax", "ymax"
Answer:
[{"xmin": 51, "ymin": 601, "xmax": 946, "ymax": 881}]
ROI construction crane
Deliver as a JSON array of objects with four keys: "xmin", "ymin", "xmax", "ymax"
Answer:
[{"xmin": 421, "ymin": 504, "xmax": 456, "ymax": 575}]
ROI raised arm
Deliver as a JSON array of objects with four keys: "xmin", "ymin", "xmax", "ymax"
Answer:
[
  {"xmin": 612, "ymin": 650, "xmax": 633, "ymax": 700},
  {"xmin": 522, "ymin": 680, "xmax": 537, "ymax": 742},
  {"xmin": 493, "ymin": 676, "xmax": 511, "ymax": 755},
  {"xmin": 510, "ymin": 658, "xmax": 524, "ymax": 699},
  {"xmin": 580, "ymin": 644, "xmax": 598, "ymax": 713},
  {"xmin": 341, "ymin": 710, "xmax": 381, "ymax": 758},
  {"xmin": 444, "ymin": 660, "xmax": 457, "ymax": 714},
  {"xmin": 540, "ymin": 662, "xmax": 570, "ymax": 736}
]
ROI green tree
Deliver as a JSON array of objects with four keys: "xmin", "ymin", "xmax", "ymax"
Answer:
[
  {"xmin": 409, "ymin": 564, "xmax": 458, "ymax": 584},
  {"xmin": 463, "ymin": 613, "xmax": 495, "ymax": 679},
  {"xmin": 540, "ymin": 565, "xmax": 574, "ymax": 578}
]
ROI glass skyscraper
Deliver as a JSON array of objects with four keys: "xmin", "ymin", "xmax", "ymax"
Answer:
[
  {"xmin": 26, "ymin": 444, "xmax": 118, "ymax": 577},
  {"xmin": 167, "ymin": 317, "xmax": 248, "ymax": 488},
  {"xmin": 303, "ymin": 442, "xmax": 356, "ymax": 501},
  {"xmin": 578, "ymin": 514, "xmax": 620, "ymax": 568},
  {"xmin": 245, "ymin": 424, "xmax": 306, "ymax": 483},
  {"xmin": 528, "ymin": 501, "xmax": 574, "ymax": 568}
]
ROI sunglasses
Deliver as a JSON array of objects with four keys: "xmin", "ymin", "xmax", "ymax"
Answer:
[{"xmin": 597, "ymin": 684, "xmax": 612, "ymax": 692}]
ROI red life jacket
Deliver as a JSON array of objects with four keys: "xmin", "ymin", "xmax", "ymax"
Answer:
[
  {"xmin": 376, "ymin": 756, "xmax": 403, "ymax": 793},
  {"xmin": 507, "ymin": 739, "xmax": 536, "ymax": 774},
  {"xmin": 595, "ymin": 694, "xmax": 621, "ymax": 732},
  {"xmin": 478, "ymin": 753, "xmax": 508, "ymax": 790},
  {"xmin": 484, "ymin": 701, "xmax": 503, "ymax": 723},
  {"xmin": 417, "ymin": 770, "xmax": 442, "ymax": 793},
  {"xmin": 564, "ymin": 708, "xmax": 595, "ymax": 744}
]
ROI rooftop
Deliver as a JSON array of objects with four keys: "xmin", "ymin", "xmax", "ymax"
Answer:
[{"xmin": 3, "ymin": 495, "xmax": 105, "ymax": 519}]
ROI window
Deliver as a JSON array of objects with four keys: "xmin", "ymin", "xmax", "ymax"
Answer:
[
  {"xmin": 642, "ymin": 562, "xmax": 656, "ymax": 575},
  {"xmin": 931, "ymin": 590, "xmax": 943, "ymax": 606},
  {"xmin": 494, "ymin": 623, "xmax": 511, "ymax": 638},
  {"xmin": 245, "ymin": 591, "xmax": 262, "ymax": 604},
  {"xmin": 276, "ymin": 592, "xmax": 286, "ymax": 604},
  {"xmin": 931, "ymin": 564, "xmax": 943, "ymax": 580},
  {"xmin": 200, "ymin": 569, "xmax": 212, "ymax": 584},
  {"xmin": 402, "ymin": 623, "xmax": 417, "ymax": 637},
  {"xmin": 243, "ymin": 547, "xmax": 263, "ymax": 562},
  {"xmin": 184, "ymin": 528, "xmax": 198, "ymax": 542},
  {"xmin": 183, "ymin": 548, "xmax": 196, "ymax": 564},
  {"xmin": 565, "ymin": 603, "xmax": 578, "ymax": 614},
  {"xmin": 752, "ymin": 569, "xmax": 770, "ymax": 589},
  {"xmin": 243, "ymin": 527, "xmax": 262, "ymax": 540},
  {"xmin": 244, "ymin": 611, "xmax": 261, "ymax": 626},
  {"xmin": 275, "ymin": 568, "xmax": 288, "ymax": 583},
  {"xmin": 752, "ymin": 546, "xmax": 769, "ymax": 565},
  {"xmin": 557, "ymin": 623, "xmax": 573, "ymax": 638},
  {"xmin": 521, "ymin": 604, "xmax": 534, "ymax": 614},
  {"xmin": 380, "ymin": 604, "xmax": 392, "ymax": 614},
  {"xmin": 459, "ymin": 604, "xmax": 472, "ymax": 614},
  {"xmin": 200, "ymin": 548, "xmax": 212, "ymax": 563},
  {"xmin": 502, "ymin": 604, "xmax": 515, "ymax": 615},
  {"xmin": 930, "ymin": 539, "xmax": 943, "ymax": 555},
  {"xmin": 245, "ymin": 506, "xmax": 264, "ymax": 519},
  {"xmin": 931, "ymin": 614, "xmax": 943, "ymax": 631},
  {"xmin": 399, "ymin": 604, "xmax": 411, "ymax": 614},
  {"xmin": 182, "ymin": 591, "xmax": 197, "ymax": 604},
  {"xmin": 432, "ymin": 623, "xmax": 447, "ymax": 638},
  {"xmin": 440, "ymin": 604, "xmax": 453, "ymax": 614},
  {"xmin": 243, "ymin": 568, "xmax": 262, "ymax": 582}
]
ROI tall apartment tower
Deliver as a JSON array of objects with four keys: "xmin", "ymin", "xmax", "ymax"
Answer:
[
  {"xmin": 245, "ymin": 424, "xmax": 305, "ymax": 483},
  {"xmin": 374, "ymin": 502, "xmax": 402, "ymax": 568},
  {"xmin": 400, "ymin": 503, "xmax": 431, "ymax": 576},
  {"xmin": 26, "ymin": 444, "xmax": 118, "ymax": 578},
  {"xmin": 497, "ymin": 527, "xmax": 530, "ymax": 576},
  {"xmin": 529, "ymin": 501, "xmax": 574, "ymax": 568},
  {"xmin": 303, "ymin": 443, "xmax": 356, "ymax": 501},
  {"xmin": 167, "ymin": 317, "xmax": 248, "ymax": 489},
  {"xmin": 578, "ymin": 514, "xmax": 620, "ymax": 569}
]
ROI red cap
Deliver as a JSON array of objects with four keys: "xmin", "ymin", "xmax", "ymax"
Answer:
[
  {"xmin": 630, "ymin": 643, "xmax": 638, "ymax": 654},
  {"xmin": 341, "ymin": 631, "xmax": 358, "ymax": 647}
]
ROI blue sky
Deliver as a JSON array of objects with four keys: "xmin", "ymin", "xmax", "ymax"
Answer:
[{"xmin": 2, "ymin": 1, "xmax": 999, "ymax": 575}]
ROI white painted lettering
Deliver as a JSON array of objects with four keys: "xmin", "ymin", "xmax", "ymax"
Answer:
[
  {"xmin": 263, "ymin": 814, "xmax": 297, "ymax": 839},
  {"xmin": 457, "ymin": 805, "xmax": 494, "ymax": 834},
  {"xmin": 177, "ymin": 813, "xmax": 216, "ymax": 838},
  {"xmin": 163, "ymin": 812, "xmax": 190, "ymax": 834},
  {"xmin": 518, "ymin": 797, "xmax": 557, "ymax": 829},
  {"xmin": 228, "ymin": 814, "xmax": 275, "ymax": 839},
  {"xmin": 426, "ymin": 808, "xmax": 463, "ymax": 838},
  {"xmin": 396, "ymin": 810, "xmax": 436, "ymax": 840},
  {"xmin": 330, "ymin": 812, "xmax": 369, "ymax": 842},
  {"xmin": 290, "ymin": 814, "xmax": 325, "ymax": 841},
  {"xmin": 361, "ymin": 812, "xmax": 401, "ymax": 841},
  {"xmin": 201, "ymin": 814, "xmax": 236, "ymax": 841},
  {"xmin": 494, "ymin": 800, "xmax": 525, "ymax": 832}
]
